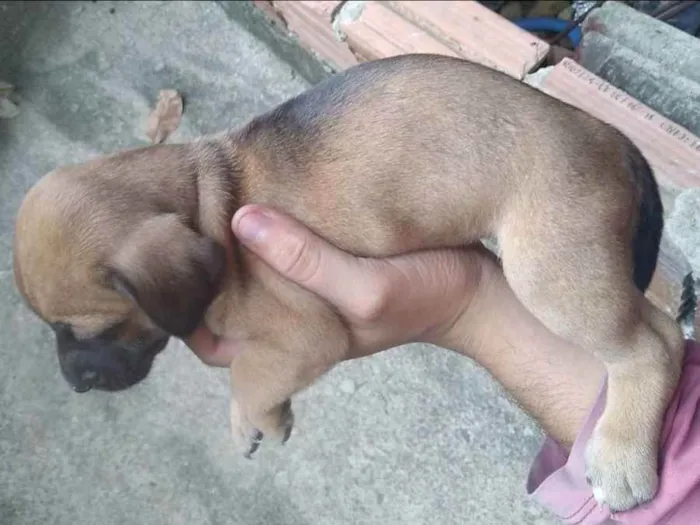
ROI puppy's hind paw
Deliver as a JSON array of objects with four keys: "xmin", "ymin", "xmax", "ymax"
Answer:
[
  {"xmin": 230, "ymin": 399, "xmax": 295, "ymax": 459},
  {"xmin": 279, "ymin": 399, "xmax": 295, "ymax": 444},
  {"xmin": 244, "ymin": 430, "xmax": 264, "ymax": 459},
  {"xmin": 230, "ymin": 400, "xmax": 263, "ymax": 458},
  {"xmin": 584, "ymin": 430, "xmax": 659, "ymax": 512}
]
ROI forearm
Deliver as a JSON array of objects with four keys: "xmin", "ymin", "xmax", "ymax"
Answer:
[{"xmin": 438, "ymin": 262, "xmax": 606, "ymax": 449}]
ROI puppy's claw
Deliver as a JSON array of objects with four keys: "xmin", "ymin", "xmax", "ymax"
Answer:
[
  {"xmin": 280, "ymin": 399, "xmax": 295, "ymax": 445},
  {"xmin": 231, "ymin": 399, "xmax": 295, "ymax": 456},
  {"xmin": 244, "ymin": 430, "xmax": 264, "ymax": 459},
  {"xmin": 282, "ymin": 424, "xmax": 293, "ymax": 444},
  {"xmin": 231, "ymin": 401, "xmax": 264, "ymax": 458}
]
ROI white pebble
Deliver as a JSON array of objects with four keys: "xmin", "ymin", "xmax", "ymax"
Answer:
[{"xmin": 339, "ymin": 379, "xmax": 356, "ymax": 394}]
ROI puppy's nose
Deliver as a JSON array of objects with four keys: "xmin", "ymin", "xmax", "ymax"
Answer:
[{"xmin": 73, "ymin": 370, "xmax": 98, "ymax": 393}]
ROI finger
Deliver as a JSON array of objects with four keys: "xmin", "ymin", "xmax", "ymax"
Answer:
[
  {"xmin": 232, "ymin": 205, "xmax": 386, "ymax": 315},
  {"xmin": 185, "ymin": 325, "xmax": 237, "ymax": 368}
]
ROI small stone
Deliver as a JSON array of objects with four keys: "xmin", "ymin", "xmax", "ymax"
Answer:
[
  {"xmin": 274, "ymin": 471, "xmax": 289, "ymax": 488},
  {"xmin": 0, "ymin": 97, "xmax": 19, "ymax": 119},
  {"xmin": 339, "ymin": 379, "xmax": 356, "ymax": 394},
  {"xmin": 97, "ymin": 52, "xmax": 110, "ymax": 71},
  {"xmin": 154, "ymin": 62, "xmax": 166, "ymax": 72}
]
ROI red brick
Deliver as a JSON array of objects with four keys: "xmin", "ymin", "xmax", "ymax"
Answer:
[
  {"xmin": 338, "ymin": 1, "xmax": 460, "ymax": 62},
  {"xmin": 256, "ymin": 1, "xmax": 550, "ymax": 79},
  {"xmin": 272, "ymin": 1, "xmax": 358, "ymax": 70},
  {"xmin": 385, "ymin": 1, "xmax": 550, "ymax": 79}
]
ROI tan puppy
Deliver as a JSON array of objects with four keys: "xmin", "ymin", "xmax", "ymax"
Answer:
[{"xmin": 13, "ymin": 54, "xmax": 683, "ymax": 512}]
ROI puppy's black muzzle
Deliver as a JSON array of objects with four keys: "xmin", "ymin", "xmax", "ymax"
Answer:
[{"xmin": 52, "ymin": 323, "xmax": 168, "ymax": 393}]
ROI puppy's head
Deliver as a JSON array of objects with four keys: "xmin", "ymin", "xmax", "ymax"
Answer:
[{"xmin": 13, "ymin": 148, "xmax": 227, "ymax": 393}]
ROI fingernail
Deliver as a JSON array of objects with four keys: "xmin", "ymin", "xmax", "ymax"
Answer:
[{"xmin": 235, "ymin": 210, "xmax": 271, "ymax": 244}]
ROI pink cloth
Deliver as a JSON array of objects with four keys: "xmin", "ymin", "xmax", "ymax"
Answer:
[{"xmin": 527, "ymin": 340, "xmax": 700, "ymax": 524}]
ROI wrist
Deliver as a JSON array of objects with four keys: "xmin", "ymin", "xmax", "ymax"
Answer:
[{"xmin": 423, "ymin": 248, "xmax": 503, "ymax": 358}]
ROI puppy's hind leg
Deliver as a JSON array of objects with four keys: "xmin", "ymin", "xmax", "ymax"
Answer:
[
  {"xmin": 581, "ymin": 303, "xmax": 683, "ymax": 512},
  {"xmin": 499, "ymin": 223, "xmax": 684, "ymax": 512}
]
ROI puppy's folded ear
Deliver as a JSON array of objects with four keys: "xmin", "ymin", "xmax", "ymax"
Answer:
[{"xmin": 106, "ymin": 214, "xmax": 226, "ymax": 337}]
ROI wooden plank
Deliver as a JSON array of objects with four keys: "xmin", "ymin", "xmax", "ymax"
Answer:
[
  {"xmin": 272, "ymin": 1, "xmax": 359, "ymax": 70},
  {"xmin": 338, "ymin": 1, "xmax": 460, "ymax": 62},
  {"xmin": 385, "ymin": 1, "xmax": 550, "ymax": 79}
]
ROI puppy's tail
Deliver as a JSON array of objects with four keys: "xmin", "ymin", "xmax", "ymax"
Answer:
[{"xmin": 627, "ymin": 144, "xmax": 664, "ymax": 293}]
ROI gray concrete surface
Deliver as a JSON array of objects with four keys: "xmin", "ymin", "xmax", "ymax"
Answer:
[
  {"xmin": 217, "ymin": 0, "xmax": 335, "ymax": 84},
  {"xmin": 0, "ymin": 2, "xmax": 554, "ymax": 524}
]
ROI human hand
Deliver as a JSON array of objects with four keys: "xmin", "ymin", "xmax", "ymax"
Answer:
[
  {"xmin": 187, "ymin": 204, "xmax": 501, "ymax": 366},
  {"xmin": 187, "ymin": 205, "xmax": 607, "ymax": 448}
]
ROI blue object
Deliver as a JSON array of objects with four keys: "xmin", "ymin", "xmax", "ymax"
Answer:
[{"xmin": 514, "ymin": 17, "xmax": 583, "ymax": 48}]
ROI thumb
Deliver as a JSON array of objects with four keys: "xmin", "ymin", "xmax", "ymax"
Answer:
[{"xmin": 232, "ymin": 205, "xmax": 384, "ymax": 313}]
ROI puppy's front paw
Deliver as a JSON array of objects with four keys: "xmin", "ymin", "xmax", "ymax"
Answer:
[
  {"xmin": 585, "ymin": 428, "xmax": 658, "ymax": 512},
  {"xmin": 230, "ymin": 399, "xmax": 294, "ymax": 458}
]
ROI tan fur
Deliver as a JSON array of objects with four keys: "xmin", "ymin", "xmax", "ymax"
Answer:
[{"xmin": 13, "ymin": 54, "xmax": 684, "ymax": 511}]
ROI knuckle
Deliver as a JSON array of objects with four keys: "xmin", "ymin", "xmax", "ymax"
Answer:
[
  {"xmin": 350, "ymin": 275, "xmax": 391, "ymax": 322},
  {"xmin": 278, "ymin": 235, "xmax": 322, "ymax": 284}
]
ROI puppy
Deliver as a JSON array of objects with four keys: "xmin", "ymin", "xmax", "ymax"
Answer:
[{"xmin": 13, "ymin": 54, "xmax": 684, "ymax": 512}]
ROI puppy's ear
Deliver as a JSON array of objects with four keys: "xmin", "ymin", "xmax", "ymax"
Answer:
[{"xmin": 106, "ymin": 214, "xmax": 226, "ymax": 337}]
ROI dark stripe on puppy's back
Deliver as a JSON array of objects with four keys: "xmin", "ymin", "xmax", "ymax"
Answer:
[{"xmin": 627, "ymin": 143, "xmax": 663, "ymax": 293}]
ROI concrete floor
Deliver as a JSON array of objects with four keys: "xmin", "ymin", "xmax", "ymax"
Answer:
[{"xmin": 0, "ymin": 2, "xmax": 555, "ymax": 524}]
